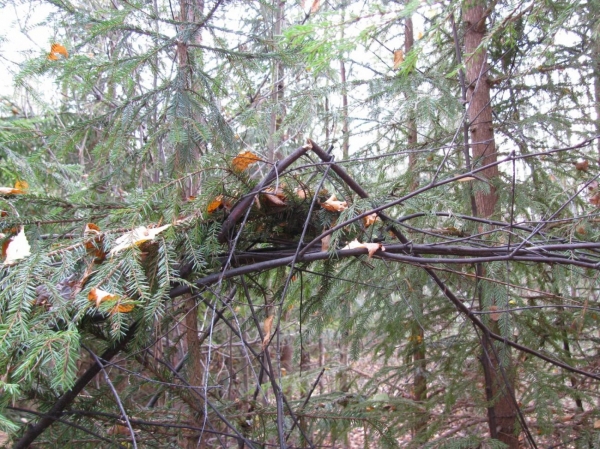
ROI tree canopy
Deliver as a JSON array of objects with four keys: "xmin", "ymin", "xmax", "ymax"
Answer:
[{"xmin": 1, "ymin": 0, "xmax": 600, "ymax": 447}]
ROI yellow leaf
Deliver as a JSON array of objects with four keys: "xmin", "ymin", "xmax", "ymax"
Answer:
[
  {"xmin": 14, "ymin": 180, "xmax": 28, "ymax": 191},
  {"xmin": 111, "ymin": 302, "xmax": 135, "ymax": 314},
  {"xmin": 417, "ymin": 31, "xmax": 423, "ymax": 40},
  {"xmin": 109, "ymin": 224, "xmax": 171, "ymax": 256},
  {"xmin": 393, "ymin": 49, "xmax": 404, "ymax": 69},
  {"xmin": 457, "ymin": 176, "xmax": 477, "ymax": 182},
  {"xmin": 3, "ymin": 228, "xmax": 31, "ymax": 265},
  {"xmin": 321, "ymin": 194, "xmax": 347, "ymax": 212},
  {"xmin": 342, "ymin": 239, "xmax": 385, "ymax": 258},
  {"xmin": 0, "ymin": 180, "xmax": 28, "ymax": 195},
  {"xmin": 232, "ymin": 150, "xmax": 261, "ymax": 171}
]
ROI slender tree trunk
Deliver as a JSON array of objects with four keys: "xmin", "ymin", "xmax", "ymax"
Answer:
[
  {"xmin": 593, "ymin": 17, "xmax": 600, "ymax": 159},
  {"xmin": 184, "ymin": 295, "xmax": 206, "ymax": 449},
  {"xmin": 340, "ymin": 60, "xmax": 349, "ymax": 159},
  {"xmin": 268, "ymin": 0, "xmax": 286, "ymax": 162},
  {"xmin": 405, "ymin": 14, "xmax": 427, "ymax": 440},
  {"xmin": 463, "ymin": 0, "xmax": 518, "ymax": 446}
]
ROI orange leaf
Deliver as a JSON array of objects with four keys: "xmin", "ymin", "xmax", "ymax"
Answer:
[
  {"xmin": 14, "ymin": 180, "xmax": 28, "ymax": 191},
  {"xmin": 310, "ymin": 0, "xmax": 320, "ymax": 13},
  {"xmin": 0, "ymin": 180, "xmax": 28, "ymax": 195},
  {"xmin": 111, "ymin": 302, "xmax": 135, "ymax": 314},
  {"xmin": 393, "ymin": 49, "xmax": 404, "ymax": 69},
  {"xmin": 50, "ymin": 43, "xmax": 68, "ymax": 58},
  {"xmin": 321, "ymin": 195, "xmax": 347, "ymax": 212},
  {"xmin": 88, "ymin": 287, "xmax": 118, "ymax": 307},
  {"xmin": 232, "ymin": 150, "xmax": 261, "ymax": 171},
  {"xmin": 207, "ymin": 195, "xmax": 231, "ymax": 213},
  {"xmin": 85, "ymin": 223, "xmax": 101, "ymax": 233},
  {"xmin": 47, "ymin": 52, "xmax": 59, "ymax": 60},
  {"xmin": 342, "ymin": 239, "xmax": 385, "ymax": 258}
]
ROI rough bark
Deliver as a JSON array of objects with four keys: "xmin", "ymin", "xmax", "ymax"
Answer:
[
  {"xmin": 463, "ymin": 1, "xmax": 518, "ymax": 446},
  {"xmin": 405, "ymin": 13, "xmax": 427, "ymax": 440},
  {"xmin": 464, "ymin": 0, "xmax": 499, "ymax": 218}
]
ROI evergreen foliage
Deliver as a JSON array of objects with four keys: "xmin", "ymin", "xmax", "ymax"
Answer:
[{"xmin": 1, "ymin": 0, "xmax": 600, "ymax": 447}]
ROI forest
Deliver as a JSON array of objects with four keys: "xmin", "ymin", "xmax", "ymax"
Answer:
[{"xmin": 0, "ymin": 0, "xmax": 599, "ymax": 447}]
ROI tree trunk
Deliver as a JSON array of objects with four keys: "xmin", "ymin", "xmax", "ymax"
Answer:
[
  {"xmin": 463, "ymin": 1, "xmax": 518, "ymax": 447},
  {"xmin": 405, "ymin": 14, "xmax": 427, "ymax": 440},
  {"xmin": 267, "ymin": 0, "xmax": 286, "ymax": 162},
  {"xmin": 464, "ymin": 0, "xmax": 498, "ymax": 218}
]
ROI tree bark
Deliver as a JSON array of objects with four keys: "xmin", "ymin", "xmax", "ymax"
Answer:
[
  {"xmin": 464, "ymin": 0, "xmax": 498, "ymax": 218},
  {"xmin": 463, "ymin": 1, "xmax": 518, "ymax": 447},
  {"xmin": 405, "ymin": 13, "xmax": 427, "ymax": 440}
]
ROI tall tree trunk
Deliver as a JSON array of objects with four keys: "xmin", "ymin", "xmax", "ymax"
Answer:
[
  {"xmin": 177, "ymin": 0, "xmax": 207, "ymax": 446},
  {"xmin": 463, "ymin": 1, "xmax": 518, "ymax": 447},
  {"xmin": 268, "ymin": 0, "xmax": 286, "ymax": 162},
  {"xmin": 405, "ymin": 14, "xmax": 427, "ymax": 440}
]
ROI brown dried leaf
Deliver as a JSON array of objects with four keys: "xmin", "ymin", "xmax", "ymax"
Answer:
[
  {"xmin": 263, "ymin": 315, "xmax": 274, "ymax": 348},
  {"xmin": 393, "ymin": 49, "xmax": 404, "ymax": 69},
  {"xmin": 575, "ymin": 160, "xmax": 589, "ymax": 171},
  {"xmin": 363, "ymin": 213, "xmax": 380, "ymax": 228},
  {"xmin": 109, "ymin": 224, "xmax": 171, "ymax": 256},
  {"xmin": 342, "ymin": 239, "xmax": 385, "ymax": 258},
  {"xmin": 88, "ymin": 287, "xmax": 118, "ymax": 307},
  {"xmin": 232, "ymin": 150, "xmax": 261, "ymax": 171},
  {"xmin": 263, "ymin": 187, "xmax": 286, "ymax": 206},
  {"xmin": 295, "ymin": 187, "xmax": 308, "ymax": 199},
  {"xmin": 321, "ymin": 195, "xmax": 347, "ymax": 212},
  {"xmin": 321, "ymin": 234, "xmax": 331, "ymax": 252},
  {"xmin": 490, "ymin": 305, "xmax": 501, "ymax": 321}
]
